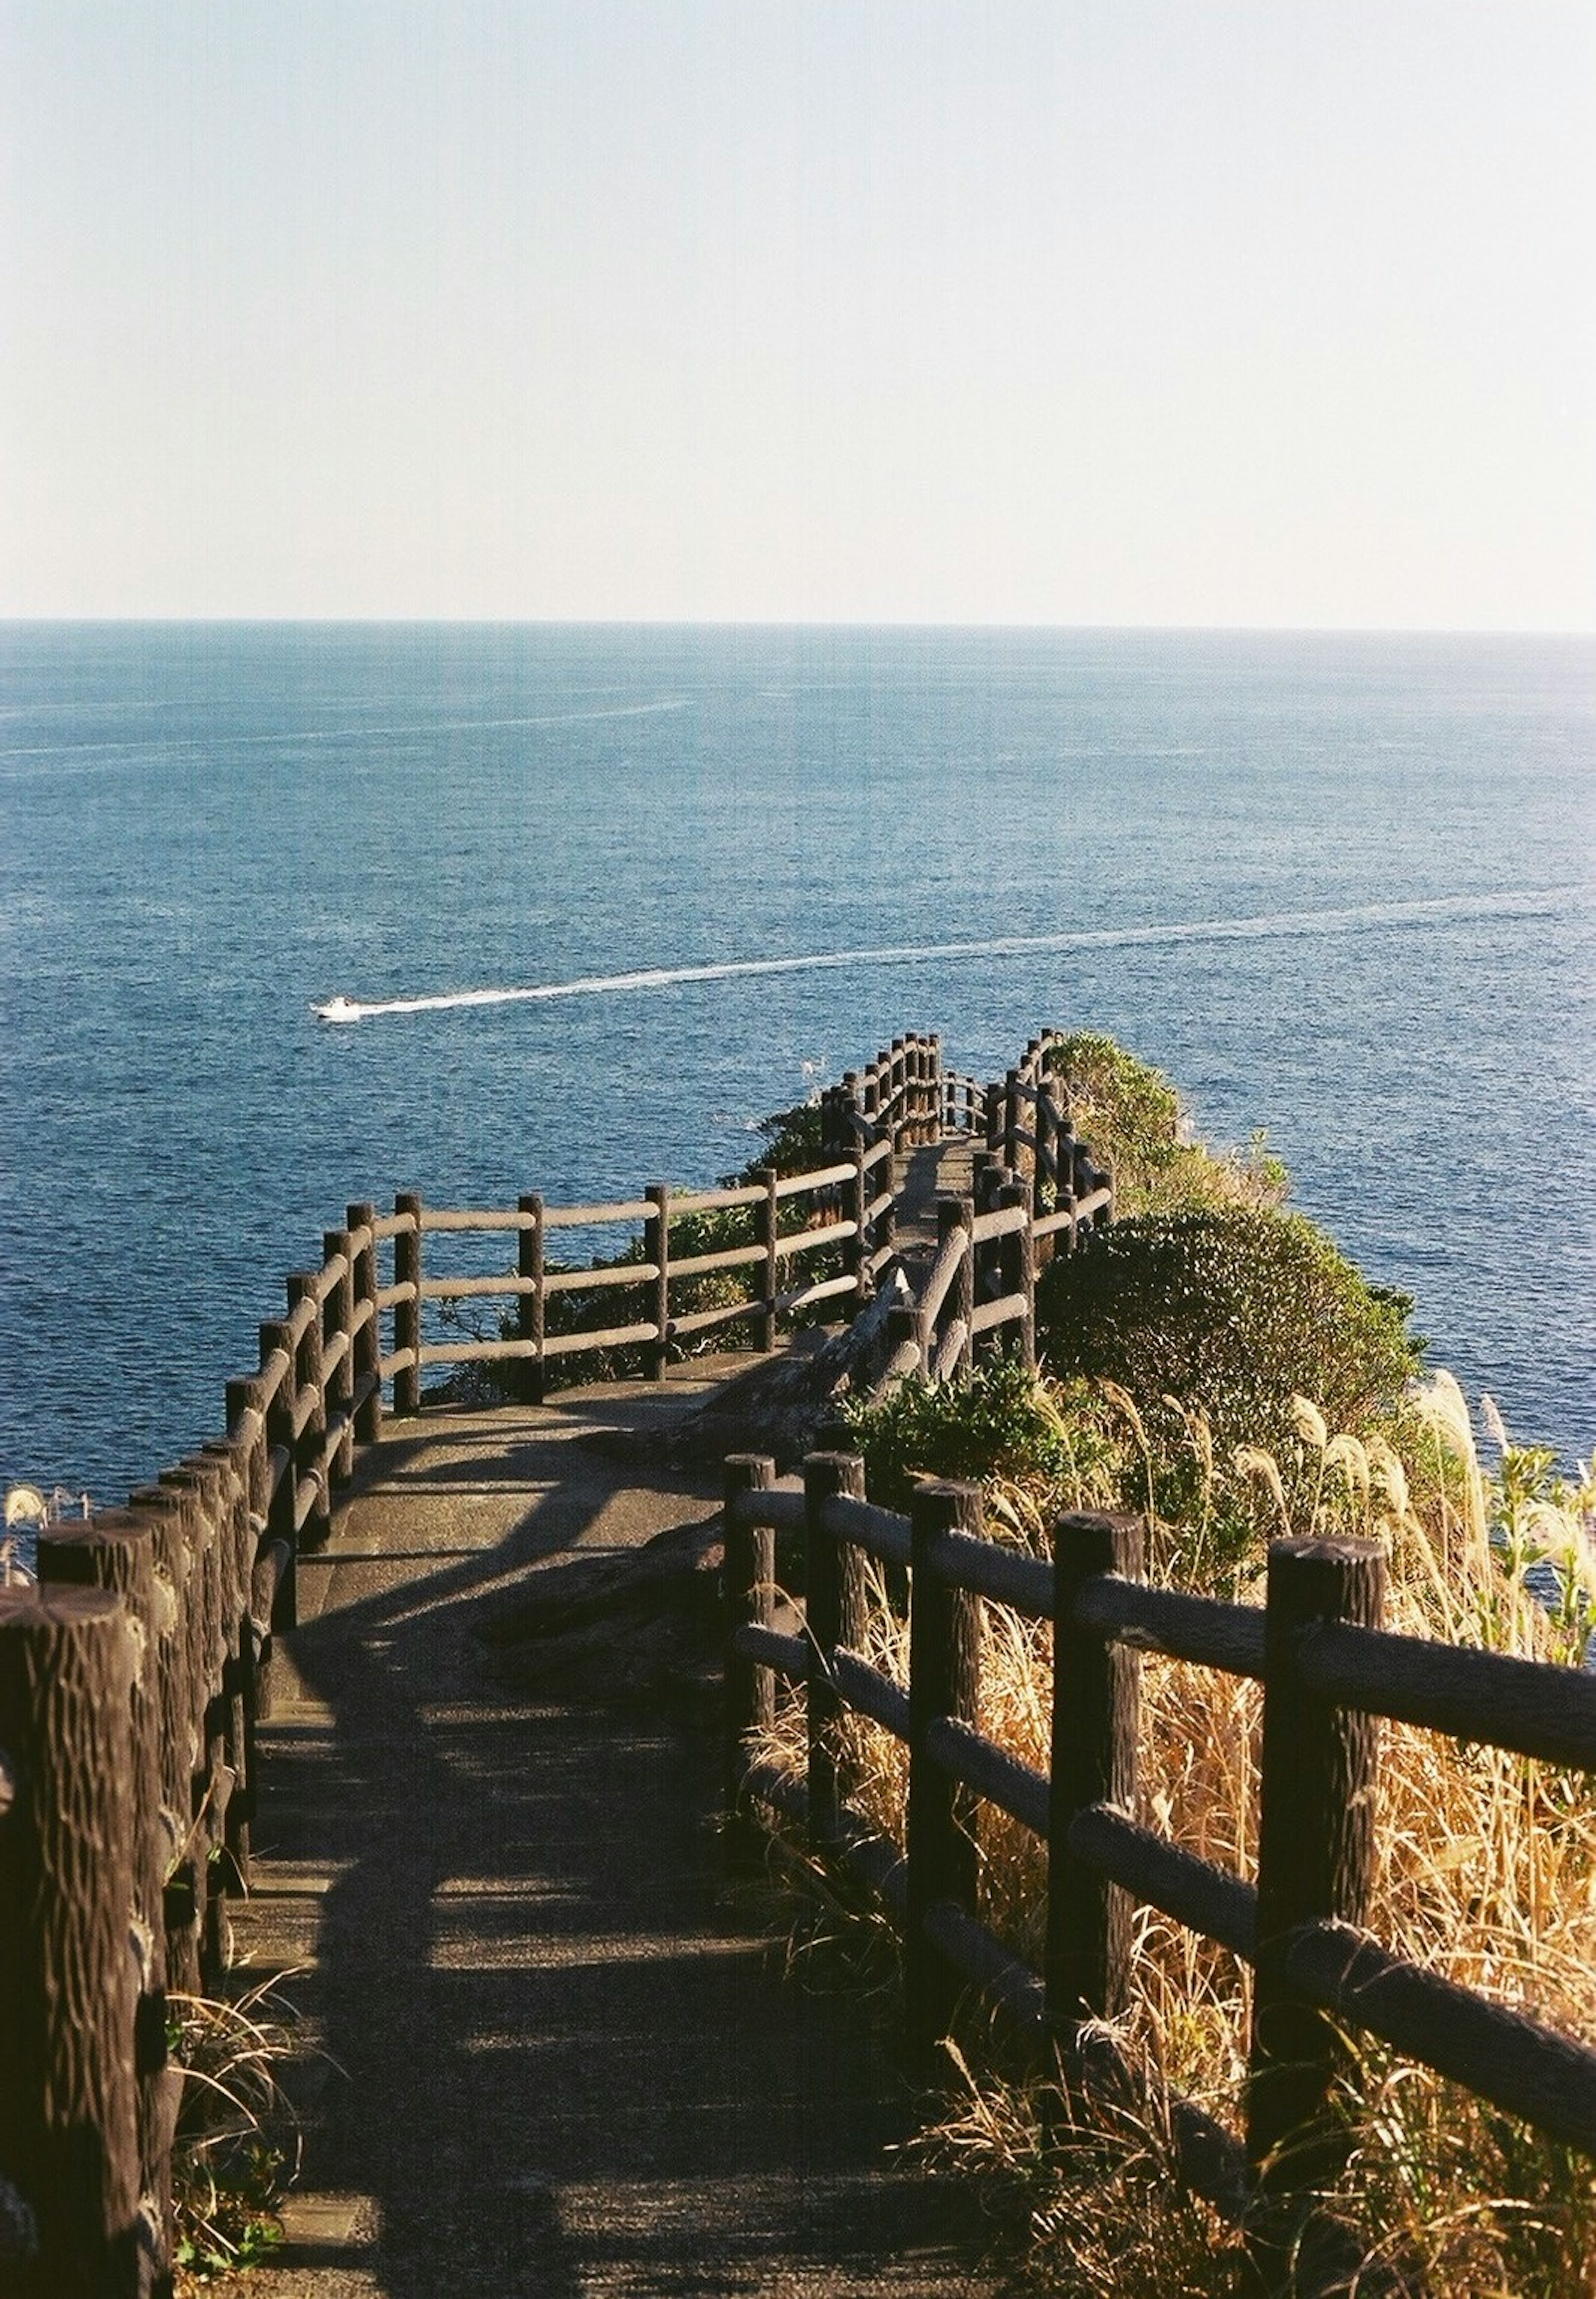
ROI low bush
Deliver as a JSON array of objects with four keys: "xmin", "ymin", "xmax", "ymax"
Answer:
[
  {"xmin": 1043, "ymin": 1031, "xmax": 1288, "ymax": 1215},
  {"xmin": 1038, "ymin": 1207, "xmax": 1421, "ymax": 1455}
]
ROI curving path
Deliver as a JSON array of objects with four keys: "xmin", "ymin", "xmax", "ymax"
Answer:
[{"xmin": 227, "ymin": 1360, "xmax": 998, "ymax": 2298}]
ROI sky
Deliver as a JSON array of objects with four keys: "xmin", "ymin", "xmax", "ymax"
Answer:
[{"xmin": 2, "ymin": 2, "xmax": 1593, "ymax": 628}]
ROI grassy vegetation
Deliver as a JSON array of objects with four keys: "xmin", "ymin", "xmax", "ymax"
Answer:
[
  {"xmin": 775, "ymin": 1037, "xmax": 1596, "ymax": 2294},
  {"xmin": 167, "ymin": 1974, "xmax": 308, "ymax": 2289}
]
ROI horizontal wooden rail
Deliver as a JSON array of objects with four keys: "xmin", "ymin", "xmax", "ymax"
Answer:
[
  {"xmin": 417, "ymin": 1272, "xmax": 535, "ymax": 1301},
  {"xmin": 821, "ymin": 1491, "xmax": 911, "ymax": 1568},
  {"xmin": 1072, "ymin": 1574, "xmax": 1268, "ymax": 1676},
  {"xmin": 420, "ymin": 1207, "xmax": 536, "ymax": 1232},
  {"xmin": 832, "ymin": 1648, "xmax": 911, "ymax": 1739},
  {"xmin": 968, "ymin": 1289, "xmax": 1028, "ymax": 1337},
  {"xmin": 1296, "ymin": 1619, "xmax": 1596, "ymax": 1770},
  {"xmin": 1068, "ymin": 1801, "xmax": 1258, "ymax": 1961},
  {"xmin": 927, "ymin": 1527, "xmax": 1052, "ymax": 1617},
  {"xmin": 1285, "ymin": 1919, "xmax": 1596, "ymax": 2157},
  {"xmin": 926, "ymin": 1714, "xmax": 1049, "ymax": 1836}
]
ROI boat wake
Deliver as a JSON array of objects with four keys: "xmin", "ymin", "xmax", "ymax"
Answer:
[{"xmin": 311, "ymin": 885, "xmax": 1587, "ymax": 1024}]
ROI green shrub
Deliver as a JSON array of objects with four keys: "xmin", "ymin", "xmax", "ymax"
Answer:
[
  {"xmin": 1043, "ymin": 1031, "xmax": 1288, "ymax": 1215},
  {"xmin": 839, "ymin": 1356, "xmax": 1085, "ymax": 1516},
  {"xmin": 1037, "ymin": 1207, "xmax": 1421, "ymax": 1461}
]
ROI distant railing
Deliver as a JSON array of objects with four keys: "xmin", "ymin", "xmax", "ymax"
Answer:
[{"xmin": 724, "ymin": 1457, "xmax": 1596, "ymax": 2285}]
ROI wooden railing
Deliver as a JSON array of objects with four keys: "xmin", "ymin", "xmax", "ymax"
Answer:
[
  {"xmin": 723, "ymin": 1456, "xmax": 1596, "ymax": 2284},
  {"xmin": 0, "ymin": 1023, "xmax": 1097, "ymax": 2294}
]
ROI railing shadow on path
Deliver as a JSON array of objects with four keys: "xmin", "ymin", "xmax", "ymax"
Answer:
[{"xmin": 238, "ymin": 1380, "xmax": 996, "ymax": 2299}]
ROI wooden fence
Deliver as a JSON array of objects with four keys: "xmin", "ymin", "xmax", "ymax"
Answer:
[
  {"xmin": 724, "ymin": 1456, "xmax": 1596, "ymax": 2288},
  {"xmin": 0, "ymin": 1025, "xmax": 1087, "ymax": 2296}
]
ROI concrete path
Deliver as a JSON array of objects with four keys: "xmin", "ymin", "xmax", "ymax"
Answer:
[
  {"xmin": 227, "ymin": 1364, "xmax": 998, "ymax": 2298},
  {"xmin": 890, "ymin": 1140, "xmax": 978, "ymax": 1259}
]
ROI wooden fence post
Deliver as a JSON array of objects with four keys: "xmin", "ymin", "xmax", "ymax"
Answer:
[
  {"xmin": 848, "ymin": 1133, "xmax": 869, "ymax": 1305},
  {"xmin": 804, "ymin": 1452, "xmax": 868, "ymax": 1847},
  {"xmin": 394, "ymin": 1191, "xmax": 422, "ymax": 1417},
  {"xmin": 971, "ymin": 1163, "xmax": 1001, "ymax": 1363},
  {"xmin": 125, "ymin": 1486, "xmax": 200, "ymax": 1996},
  {"xmin": 515, "ymin": 1194, "xmax": 546, "ymax": 1406},
  {"xmin": 287, "ymin": 1271, "xmax": 330, "ymax": 1552},
  {"xmin": 997, "ymin": 1177, "xmax": 1037, "ymax": 1373},
  {"xmin": 201, "ymin": 1437, "xmax": 255, "ymax": 1893},
  {"xmin": 323, "ymin": 1229, "xmax": 356, "ymax": 1489},
  {"xmin": 644, "ymin": 1184, "xmax": 671, "ymax": 1381},
  {"xmin": 36, "ymin": 1514, "xmax": 173, "ymax": 2250},
  {"xmin": 347, "ymin": 1202, "xmax": 383, "ymax": 1443},
  {"xmin": 906, "ymin": 1480, "xmax": 984, "ymax": 2054},
  {"xmin": 224, "ymin": 1373, "xmax": 269, "ymax": 1843},
  {"xmin": 1247, "ymin": 1537, "xmax": 1385, "ymax": 2246},
  {"xmin": 723, "ymin": 1456, "xmax": 777, "ymax": 1827},
  {"xmin": 937, "ymin": 1196, "xmax": 975, "ymax": 1382},
  {"xmin": 754, "ymin": 1170, "xmax": 779, "ymax": 1353},
  {"xmin": 1046, "ymin": 1514, "xmax": 1143, "ymax": 2077},
  {"xmin": 258, "ymin": 1318, "xmax": 298, "ymax": 1632},
  {"xmin": 0, "ymin": 1585, "xmax": 143, "ymax": 2298},
  {"xmin": 158, "ymin": 1460, "xmax": 229, "ymax": 1988}
]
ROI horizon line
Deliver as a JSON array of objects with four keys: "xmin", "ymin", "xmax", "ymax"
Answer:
[{"xmin": 3, "ymin": 614, "xmax": 1594, "ymax": 639}]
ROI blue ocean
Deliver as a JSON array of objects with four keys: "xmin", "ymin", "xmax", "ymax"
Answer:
[{"xmin": 0, "ymin": 623, "xmax": 1591, "ymax": 1503}]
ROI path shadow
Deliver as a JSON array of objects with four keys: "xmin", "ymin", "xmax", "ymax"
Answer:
[{"xmin": 244, "ymin": 1393, "xmax": 992, "ymax": 2297}]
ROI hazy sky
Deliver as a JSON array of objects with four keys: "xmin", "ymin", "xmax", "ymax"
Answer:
[{"xmin": 3, "ymin": 3, "xmax": 1593, "ymax": 626}]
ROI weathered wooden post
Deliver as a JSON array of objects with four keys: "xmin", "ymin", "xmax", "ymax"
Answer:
[
  {"xmin": 848, "ymin": 1129, "xmax": 869, "ymax": 1306},
  {"xmin": 322, "ymin": 1228, "xmax": 356, "ymax": 1488},
  {"xmin": 516, "ymin": 1193, "xmax": 545, "ymax": 1406},
  {"xmin": 287, "ymin": 1272, "xmax": 330, "ymax": 1551},
  {"xmin": 905, "ymin": 1480, "xmax": 984, "ymax": 2054},
  {"xmin": 347, "ymin": 1201, "xmax": 383, "ymax": 1443},
  {"xmin": 644, "ymin": 1184, "xmax": 671, "ymax": 1381},
  {"xmin": 0, "ymin": 1585, "xmax": 143, "ymax": 2298},
  {"xmin": 159, "ymin": 1459, "xmax": 230, "ymax": 1986},
  {"xmin": 125, "ymin": 1484, "xmax": 199, "ymax": 1995},
  {"xmin": 224, "ymin": 1374, "xmax": 270, "ymax": 1840},
  {"xmin": 927, "ymin": 1032, "xmax": 943, "ymax": 1138},
  {"xmin": 997, "ymin": 1176, "xmax": 1037, "ymax": 1372},
  {"xmin": 971, "ymin": 1162, "xmax": 1002, "ymax": 1361},
  {"xmin": 754, "ymin": 1169, "xmax": 779, "ymax": 1353},
  {"xmin": 36, "ymin": 1514, "xmax": 174, "ymax": 2245},
  {"xmin": 722, "ymin": 1455, "xmax": 777, "ymax": 1828},
  {"xmin": 394, "ymin": 1191, "xmax": 423, "ymax": 1417},
  {"xmin": 1046, "ymin": 1514, "xmax": 1143, "ymax": 2078},
  {"xmin": 804, "ymin": 1452, "xmax": 868, "ymax": 1846},
  {"xmin": 258, "ymin": 1318, "xmax": 298, "ymax": 1632},
  {"xmin": 1247, "ymin": 1539, "xmax": 1384, "ymax": 2239},
  {"xmin": 200, "ymin": 1438, "xmax": 254, "ymax": 1894},
  {"xmin": 1003, "ymin": 1068, "xmax": 1022, "ymax": 1177},
  {"xmin": 936, "ymin": 1196, "xmax": 975, "ymax": 1382}
]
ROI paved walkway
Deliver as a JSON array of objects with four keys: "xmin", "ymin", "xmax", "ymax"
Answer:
[{"xmin": 228, "ymin": 1363, "xmax": 998, "ymax": 2298}]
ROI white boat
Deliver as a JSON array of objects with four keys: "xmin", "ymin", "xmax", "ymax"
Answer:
[{"xmin": 313, "ymin": 994, "xmax": 362, "ymax": 1024}]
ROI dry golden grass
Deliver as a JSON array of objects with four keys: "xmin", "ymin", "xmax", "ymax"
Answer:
[{"xmin": 751, "ymin": 1370, "xmax": 1596, "ymax": 2294}]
